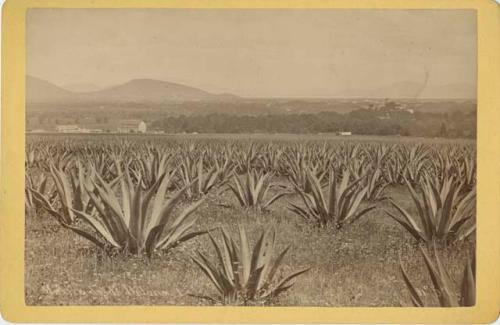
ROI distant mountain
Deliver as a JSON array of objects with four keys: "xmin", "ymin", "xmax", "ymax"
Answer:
[
  {"xmin": 84, "ymin": 78, "xmax": 222, "ymax": 102},
  {"xmin": 64, "ymin": 82, "xmax": 103, "ymax": 93},
  {"xmin": 26, "ymin": 76, "xmax": 240, "ymax": 103},
  {"xmin": 26, "ymin": 76, "xmax": 74, "ymax": 103}
]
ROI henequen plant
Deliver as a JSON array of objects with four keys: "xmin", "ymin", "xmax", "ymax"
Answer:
[
  {"xmin": 25, "ymin": 173, "xmax": 55, "ymax": 218},
  {"xmin": 178, "ymin": 155, "xmax": 229, "ymax": 200},
  {"xmin": 228, "ymin": 170, "xmax": 287, "ymax": 212},
  {"xmin": 363, "ymin": 167, "xmax": 389, "ymax": 202},
  {"xmin": 69, "ymin": 162, "xmax": 207, "ymax": 256},
  {"xmin": 130, "ymin": 149, "xmax": 171, "ymax": 189},
  {"xmin": 385, "ymin": 175, "xmax": 476, "ymax": 244},
  {"xmin": 284, "ymin": 152, "xmax": 327, "ymax": 194},
  {"xmin": 289, "ymin": 168, "xmax": 376, "ymax": 229},
  {"xmin": 30, "ymin": 163, "xmax": 94, "ymax": 225},
  {"xmin": 191, "ymin": 225, "xmax": 310, "ymax": 305},
  {"xmin": 400, "ymin": 244, "xmax": 475, "ymax": 307}
]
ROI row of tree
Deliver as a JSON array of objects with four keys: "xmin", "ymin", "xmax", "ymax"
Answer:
[{"xmin": 150, "ymin": 109, "xmax": 476, "ymax": 138}]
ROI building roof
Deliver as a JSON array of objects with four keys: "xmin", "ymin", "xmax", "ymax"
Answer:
[
  {"xmin": 118, "ymin": 119, "xmax": 144, "ymax": 127},
  {"xmin": 56, "ymin": 124, "xmax": 79, "ymax": 128}
]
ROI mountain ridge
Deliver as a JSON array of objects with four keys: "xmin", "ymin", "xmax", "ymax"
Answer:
[
  {"xmin": 26, "ymin": 75, "xmax": 240, "ymax": 103},
  {"xmin": 27, "ymin": 75, "xmax": 476, "ymax": 104}
]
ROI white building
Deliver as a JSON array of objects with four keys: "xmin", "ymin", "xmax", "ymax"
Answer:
[
  {"xmin": 117, "ymin": 120, "xmax": 147, "ymax": 133},
  {"xmin": 56, "ymin": 125, "xmax": 80, "ymax": 133},
  {"xmin": 339, "ymin": 131, "xmax": 352, "ymax": 136}
]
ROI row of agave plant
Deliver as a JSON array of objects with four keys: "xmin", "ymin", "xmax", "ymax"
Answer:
[
  {"xmin": 25, "ymin": 138, "xmax": 476, "ymax": 306},
  {"xmin": 26, "ymin": 139, "xmax": 476, "ymax": 188}
]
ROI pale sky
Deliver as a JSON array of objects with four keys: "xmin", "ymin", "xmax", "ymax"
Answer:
[{"xmin": 27, "ymin": 9, "xmax": 477, "ymax": 98}]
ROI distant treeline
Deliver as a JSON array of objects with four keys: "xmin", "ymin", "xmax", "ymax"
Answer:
[{"xmin": 151, "ymin": 108, "xmax": 476, "ymax": 138}]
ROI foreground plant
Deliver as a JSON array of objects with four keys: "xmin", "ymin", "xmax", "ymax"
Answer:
[
  {"xmin": 29, "ymin": 163, "xmax": 94, "ymax": 225},
  {"xmin": 400, "ymin": 244, "xmax": 475, "ymax": 307},
  {"xmin": 25, "ymin": 173, "xmax": 55, "ymax": 218},
  {"xmin": 228, "ymin": 170, "xmax": 287, "ymax": 212},
  {"xmin": 191, "ymin": 225, "xmax": 309, "ymax": 305},
  {"xmin": 69, "ymin": 163, "xmax": 207, "ymax": 256},
  {"xmin": 385, "ymin": 175, "xmax": 476, "ymax": 244},
  {"xmin": 289, "ymin": 169, "xmax": 376, "ymax": 229}
]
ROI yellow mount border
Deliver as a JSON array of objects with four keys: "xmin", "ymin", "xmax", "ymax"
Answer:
[{"xmin": 1, "ymin": 0, "xmax": 499, "ymax": 323}]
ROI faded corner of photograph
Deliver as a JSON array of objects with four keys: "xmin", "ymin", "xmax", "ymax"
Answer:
[{"xmin": 24, "ymin": 8, "xmax": 476, "ymax": 307}]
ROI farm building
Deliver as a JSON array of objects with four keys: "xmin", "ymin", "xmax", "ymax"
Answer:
[
  {"xmin": 338, "ymin": 131, "xmax": 352, "ymax": 136},
  {"xmin": 56, "ymin": 125, "xmax": 80, "ymax": 133},
  {"xmin": 117, "ymin": 119, "xmax": 147, "ymax": 133}
]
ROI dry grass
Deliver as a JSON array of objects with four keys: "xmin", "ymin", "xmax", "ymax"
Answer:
[{"xmin": 25, "ymin": 183, "xmax": 474, "ymax": 306}]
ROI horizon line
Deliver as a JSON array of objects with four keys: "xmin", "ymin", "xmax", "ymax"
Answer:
[{"xmin": 26, "ymin": 74, "xmax": 477, "ymax": 100}]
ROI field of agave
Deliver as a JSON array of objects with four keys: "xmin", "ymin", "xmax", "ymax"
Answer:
[{"xmin": 25, "ymin": 135, "xmax": 476, "ymax": 306}]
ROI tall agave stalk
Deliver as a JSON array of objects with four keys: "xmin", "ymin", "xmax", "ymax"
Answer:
[
  {"xmin": 191, "ymin": 225, "xmax": 309, "ymax": 305},
  {"xmin": 69, "ymin": 163, "xmax": 207, "ymax": 256},
  {"xmin": 400, "ymin": 244, "xmax": 475, "ymax": 307},
  {"xmin": 229, "ymin": 170, "xmax": 287, "ymax": 212},
  {"xmin": 385, "ymin": 175, "xmax": 476, "ymax": 244},
  {"xmin": 288, "ymin": 169, "xmax": 376, "ymax": 229}
]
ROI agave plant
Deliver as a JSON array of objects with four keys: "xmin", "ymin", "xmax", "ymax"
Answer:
[
  {"xmin": 383, "ymin": 154, "xmax": 407, "ymax": 185},
  {"xmin": 178, "ymin": 155, "xmax": 229, "ymax": 200},
  {"xmin": 366, "ymin": 144, "xmax": 392, "ymax": 168},
  {"xmin": 385, "ymin": 175, "xmax": 476, "ymax": 244},
  {"xmin": 234, "ymin": 144, "xmax": 260, "ymax": 174},
  {"xmin": 130, "ymin": 149, "xmax": 171, "ymax": 189},
  {"xmin": 400, "ymin": 244, "xmax": 475, "ymax": 307},
  {"xmin": 29, "ymin": 163, "xmax": 94, "ymax": 225},
  {"xmin": 401, "ymin": 144, "xmax": 431, "ymax": 185},
  {"xmin": 228, "ymin": 170, "xmax": 287, "ymax": 212},
  {"xmin": 283, "ymin": 152, "xmax": 327, "ymax": 193},
  {"xmin": 363, "ymin": 167, "xmax": 389, "ymax": 202},
  {"xmin": 191, "ymin": 225, "xmax": 309, "ymax": 305},
  {"xmin": 214, "ymin": 154, "xmax": 236, "ymax": 183},
  {"xmin": 432, "ymin": 147, "xmax": 460, "ymax": 182},
  {"xmin": 457, "ymin": 154, "xmax": 476, "ymax": 191},
  {"xmin": 288, "ymin": 168, "xmax": 376, "ymax": 229},
  {"xmin": 68, "ymin": 162, "xmax": 207, "ymax": 256},
  {"xmin": 258, "ymin": 146, "xmax": 284, "ymax": 174},
  {"xmin": 25, "ymin": 173, "xmax": 55, "ymax": 218}
]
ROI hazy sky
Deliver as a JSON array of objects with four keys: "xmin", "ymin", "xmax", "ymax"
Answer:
[{"xmin": 27, "ymin": 9, "xmax": 476, "ymax": 98}]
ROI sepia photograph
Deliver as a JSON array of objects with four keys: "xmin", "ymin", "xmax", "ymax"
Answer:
[{"xmin": 24, "ymin": 8, "xmax": 477, "ymax": 307}]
